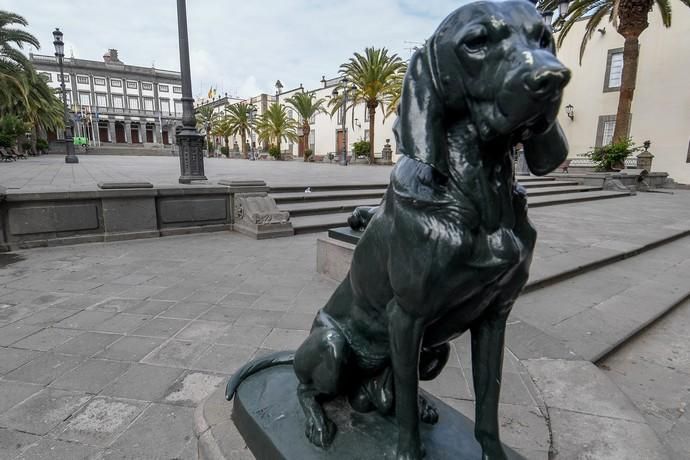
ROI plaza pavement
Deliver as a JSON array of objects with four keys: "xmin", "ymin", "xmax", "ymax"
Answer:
[
  {"xmin": 0, "ymin": 155, "xmax": 393, "ymax": 192},
  {"xmin": 0, "ymin": 164, "xmax": 689, "ymax": 457}
]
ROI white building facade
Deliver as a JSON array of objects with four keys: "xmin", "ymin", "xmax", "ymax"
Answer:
[
  {"xmin": 555, "ymin": 0, "xmax": 690, "ymax": 183},
  {"xmin": 31, "ymin": 49, "xmax": 184, "ymax": 147}
]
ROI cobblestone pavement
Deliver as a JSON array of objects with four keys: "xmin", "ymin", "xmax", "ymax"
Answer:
[
  {"xmin": 600, "ymin": 298, "xmax": 690, "ymax": 459},
  {"xmin": 0, "ymin": 155, "xmax": 393, "ymax": 191}
]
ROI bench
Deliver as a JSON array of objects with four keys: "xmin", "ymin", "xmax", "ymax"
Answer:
[{"xmin": 0, "ymin": 149, "xmax": 16, "ymax": 162}]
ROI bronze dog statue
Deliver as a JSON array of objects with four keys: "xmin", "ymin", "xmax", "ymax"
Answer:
[{"xmin": 227, "ymin": 1, "xmax": 570, "ymax": 458}]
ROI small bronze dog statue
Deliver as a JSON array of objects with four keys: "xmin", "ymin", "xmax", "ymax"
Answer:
[{"xmin": 227, "ymin": 1, "xmax": 570, "ymax": 458}]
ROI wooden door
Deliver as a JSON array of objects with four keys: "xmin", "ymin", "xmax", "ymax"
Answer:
[
  {"xmin": 162, "ymin": 130, "xmax": 169, "ymax": 145},
  {"xmin": 146, "ymin": 126, "xmax": 154, "ymax": 143},
  {"xmin": 336, "ymin": 130, "xmax": 345, "ymax": 156},
  {"xmin": 99, "ymin": 125, "xmax": 109, "ymax": 143},
  {"xmin": 131, "ymin": 126, "xmax": 139, "ymax": 144},
  {"xmin": 115, "ymin": 123, "xmax": 126, "ymax": 143}
]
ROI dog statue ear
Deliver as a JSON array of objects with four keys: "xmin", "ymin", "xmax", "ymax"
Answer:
[
  {"xmin": 393, "ymin": 47, "xmax": 449, "ymax": 177},
  {"xmin": 522, "ymin": 122, "xmax": 569, "ymax": 176}
]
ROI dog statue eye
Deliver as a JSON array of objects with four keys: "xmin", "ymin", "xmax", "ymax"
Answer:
[
  {"xmin": 463, "ymin": 32, "xmax": 488, "ymax": 53},
  {"xmin": 539, "ymin": 31, "xmax": 552, "ymax": 49}
]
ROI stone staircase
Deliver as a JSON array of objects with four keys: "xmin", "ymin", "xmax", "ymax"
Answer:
[{"xmin": 272, "ymin": 175, "xmax": 631, "ymax": 235}]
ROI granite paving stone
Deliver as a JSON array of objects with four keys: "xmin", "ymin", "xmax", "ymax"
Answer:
[
  {"xmin": 191, "ymin": 343, "xmax": 256, "ymax": 374},
  {"xmin": 13, "ymin": 308, "xmax": 77, "ymax": 327},
  {"xmin": 122, "ymin": 299, "xmax": 175, "ymax": 316},
  {"xmin": 163, "ymin": 371, "xmax": 225, "ymax": 407},
  {"xmin": 94, "ymin": 336, "xmax": 164, "ymax": 362},
  {"xmin": 14, "ymin": 438, "xmax": 99, "ymax": 460},
  {"xmin": 52, "ymin": 331, "xmax": 122, "ymax": 356},
  {"xmin": 0, "ymin": 428, "xmax": 41, "ymax": 460},
  {"xmin": 55, "ymin": 397, "xmax": 147, "ymax": 447},
  {"xmin": 260, "ymin": 328, "xmax": 310, "ymax": 350},
  {"xmin": 87, "ymin": 298, "xmax": 143, "ymax": 313},
  {"xmin": 0, "ymin": 324, "xmax": 43, "ymax": 347},
  {"xmin": 141, "ymin": 339, "xmax": 211, "ymax": 369},
  {"xmin": 159, "ymin": 301, "xmax": 214, "ymax": 320},
  {"xmin": 174, "ymin": 320, "xmax": 230, "ymax": 342},
  {"xmin": 0, "ymin": 389, "xmax": 91, "ymax": 435},
  {"xmin": 0, "ymin": 348, "xmax": 41, "ymax": 375},
  {"xmin": 4, "ymin": 353, "xmax": 85, "ymax": 385},
  {"xmin": 198, "ymin": 305, "xmax": 245, "ymax": 323},
  {"xmin": 101, "ymin": 403, "xmax": 194, "ymax": 460},
  {"xmin": 48, "ymin": 359, "xmax": 130, "ymax": 394},
  {"xmin": 0, "ymin": 381, "xmax": 42, "ymax": 414},
  {"xmin": 130, "ymin": 317, "xmax": 189, "ymax": 338},
  {"xmin": 54, "ymin": 311, "xmax": 118, "ymax": 330},
  {"xmin": 215, "ymin": 324, "xmax": 273, "ymax": 347},
  {"xmin": 89, "ymin": 313, "xmax": 150, "ymax": 334},
  {"xmin": 100, "ymin": 364, "xmax": 184, "ymax": 401},
  {"xmin": 11, "ymin": 328, "xmax": 82, "ymax": 352}
]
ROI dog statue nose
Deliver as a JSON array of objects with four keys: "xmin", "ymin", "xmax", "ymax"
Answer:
[{"xmin": 523, "ymin": 67, "xmax": 571, "ymax": 99}]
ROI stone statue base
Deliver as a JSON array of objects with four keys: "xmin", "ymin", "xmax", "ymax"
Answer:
[{"xmin": 232, "ymin": 365, "xmax": 523, "ymax": 460}]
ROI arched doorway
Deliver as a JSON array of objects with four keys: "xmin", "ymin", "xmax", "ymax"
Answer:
[{"xmin": 115, "ymin": 122, "xmax": 126, "ymax": 143}]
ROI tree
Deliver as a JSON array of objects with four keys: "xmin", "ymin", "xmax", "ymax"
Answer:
[
  {"xmin": 0, "ymin": 10, "xmax": 39, "ymax": 91},
  {"xmin": 195, "ymin": 105, "xmax": 217, "ymax": 154},
  {"xmin": 545, "ymin": 0, "xmax": 690, "ymax": 142},
  {"xmin": 329, "ymin": 47, "xmax": 406, "ymax": 164},
  {"xmin": 255, "ymin": 103, "xmax": 298, "ymax": 158},
  {"xmin": 222, "ymin": 102, "xmax": 255, "ymax": 158},
  {"xmin": 285, "ymin": 92, "xmax": 327, "ymax": 161}
]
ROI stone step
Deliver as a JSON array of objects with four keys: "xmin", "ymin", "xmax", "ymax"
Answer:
[
  {"xmin": 511, "ymin": 233, "xmax": 690, "ymax": 363},
  {"xmin": 527, "ymin": 190, "xmax": 630, "ymax": 207},
  {"xmin": 526, "ymin": 185, "xmax": 603, "ymax": 196},
  {"xmin": 280, "ymin": 198, "xmax": 381, "ymax": 217},
  {"xmin": 273, "ymin": 189, "xmax": 386, "ymax": 204},
  {"xmin": 291, "ymin": 190, "xmax": 631, "ymax": 234},
  {"xmin": 515, "ymin": 175, "xmax": 556, "ymax": 183},
  {"xmin": 269, "ymin": 183, "xmax": 388, "ymax": 194}
]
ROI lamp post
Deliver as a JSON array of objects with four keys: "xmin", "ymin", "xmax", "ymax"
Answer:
[
  {"xmin": 332, "ymin": 77, "xmax": 356, "ymax": 166},
  {"xmin": 275, "ymin": 80, "xmax": 283, "ymax": 105},
  {"xmin": 175, "ymin": 0, "xmax": 206, "ymax": 183},
  {"xmin": 248, "ymin": 104, "xmax": 257, "ymax": 160},
  {"xmin": 539, "ymin": 0, "xmax": 570, "ymax": 32},
  {"xmin": 53, "ymin": 28, "xmax": 78, "ymax": 164}
]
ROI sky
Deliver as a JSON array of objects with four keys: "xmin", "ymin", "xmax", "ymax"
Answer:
[{"xmin": 1, "ymin": 0, "xmax": 470, "ymax": 99}]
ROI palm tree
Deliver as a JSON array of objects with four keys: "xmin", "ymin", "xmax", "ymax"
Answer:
[
  {"xmin": 223, "ymin": 102, "xmax": 255, "ymax": 158},
  {"xmin": 285, "ymin": 92, "xmax": 327, "ymax": 161},
  {"xmin": 255, "ymin": 103, "xmax": 298, "ymax": 158},
  {"xmin": 195, "ymin": 105, "xmax": 217, "ymax": 154},
  {"xmin": 1, "ymin": 10, "xmax": 40, "ymax": 111},
  {"xmin": 545, "ymin": 0, "xmax": 690, "ymax": 142},
  {"xmin": 330, "ymin": 47, "xmax": 406, "ymax": 164}
]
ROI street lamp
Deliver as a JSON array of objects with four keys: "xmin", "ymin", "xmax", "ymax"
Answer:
[
  {"xmin": 175, "ymin": 0, "xmax": 206, "ymax": 183},
  {"xmin": 332, "ymin": 77, "xmax": 357, "ymax": 166},
  {"xmin": 275, "ymin": 80, "xmax": 283, "ymax": 105},
  {"xmin": 565, "ymin": 104, "xmax": 574, "ymax": 120},
  {"xmin": 53, "ymin": 28, "xmax": 78, "ymax": 164},
  {"xmin": 248, "ymin": 104, "xmax": 257, "ymax": 160},
  {"xmin": 540, "ymin": 0, "xmax": 570, "ymax": 32}
]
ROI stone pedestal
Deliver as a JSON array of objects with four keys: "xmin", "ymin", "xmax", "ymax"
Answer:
[
  {"xmin": 226, "ymin": 365, "xmax": 523, "ymax": 460},
  {"xmin": 381, "ymin": 139, "xmax": 393, "ymax": 165},
  {"xmin": 218, "ymin": 180, "xmax": 294, "ymax": 239},
  {"xmin": 177, "ymin": 128, "xmax": 207, "ymax": 184}
]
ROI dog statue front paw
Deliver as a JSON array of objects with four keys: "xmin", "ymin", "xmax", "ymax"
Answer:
[
  {"xmin": 304, "ymin": 413, "xmax": 336, "ymax": 448},
  {"xmin": 481, "ymin": 442, "xmax": 507, "ymax": 460},
  {"xmin": 396, "ymin": 439, "xmax": 424, "ymax": 460}
]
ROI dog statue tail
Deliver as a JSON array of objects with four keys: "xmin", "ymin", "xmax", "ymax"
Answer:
[{"xmin": 225, "ymin": 350, "xmax": 295, "ymax": 400}]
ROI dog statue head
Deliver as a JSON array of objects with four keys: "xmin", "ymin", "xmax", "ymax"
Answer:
[{"xmin": 395, "ymin": 0, "xmax": 571, "ymax": 176}]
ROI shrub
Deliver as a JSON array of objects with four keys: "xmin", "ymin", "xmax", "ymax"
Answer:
[
  {"xmin": 21, "ymin": 141, "xmax": 32, "ymax": 152},
  {"xmin": 353, "ymin": 140, "xmax": 371, "ymax": 157},
  {"xmin": 268, "ymin": 145, "xmax": 281, "ymax": 160},
  {"xmin": 304, "ymin": 148, "xmax": 313, "ymax": 161},
  {"xmin": 581, "ymin": 138, "xmax": 643, "ymax": 171},
  {"xmin": 35, "ymin": 138, "xmax": 49, "ymax": 152},
  {"xmin": 220, "ymin": 146, "xmax": 229, "ymax": 157}
]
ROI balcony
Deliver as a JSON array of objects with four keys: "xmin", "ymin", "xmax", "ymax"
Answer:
[{"xmin": 74, "ymin": 105, "xmax": 182, "ymax": 120}]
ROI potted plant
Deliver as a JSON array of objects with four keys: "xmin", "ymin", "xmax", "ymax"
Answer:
[{"xmin": 581, "ymin": 138, "xmax": 643, "ymax": 171}]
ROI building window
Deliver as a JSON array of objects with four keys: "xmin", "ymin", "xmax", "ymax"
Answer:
[
  {"xmin": 111, "ymin": 78, "xmax": 122, "ymax": 88},
  {"xmin": 96, "ymin": 93, "xmax": 108, "ymax": 108},
  {"xmin": 39, "ymin": 72, "xmax": 52, "ymax": 82},
  {"xmin": 94, "ymin": 77, "xmax": 106, "ymax": 86},
  {"xmin": 127, "ymin": 81, "xmax": 138, "ymax": 90},
  {"xmin": 364, "ymin": 108, "xmax": 370, "ymax": 122},
  {"xmin": 58, "ymin": 74, "xmax": 69, "ymax": 83},
  {"xmin": 604, "ymin": 48, "xmax": 624, "ymax": 92},
  {"xmin": 364, "ymin": 129, "xmax": 370, "ymax": 142},
  {"xmin": 308, "ymin": 129, "xmax": 315, "ymax": 152},
  {"xmin": 686, "ymin": 139, "xmax": 690, "ymax": 163},
  {"xmin": 595, "ymin": 115, "xmax": 616, "ymax": 147},
  {"xmin": 77, "ymin": 75, "xmax": 89, "ymax": 84},
  {"xmin": 79, "ymin": 93, "xmax": 91, "ymax": 107},
  {"xmin": 159, "ymin": 84, "xmax": 169, "ymax": 92},
  {"xmin": 128, "ymin": 96, "xmax": 139, "ymax": 110},
  {"xmin": 143, "ymin": 97, "xmax": 154, "ymax": 111},
  {"xmin": 175, "ymin": 101, "xmax": 183, "ymax": 115},
  {"xmin": 142, "ymin": 82, "xmax": 153, "ymax": 91},
  {"xmin": 160, "ymin": 99, "xmax": 170, "ymax": 114},
  {"xmin": 173, "ymin": 86, "xmax": 182, "ymax": 94},
  {"xmin": 112, "ymin": 95, "xmax": 124, "ymax": 109}
]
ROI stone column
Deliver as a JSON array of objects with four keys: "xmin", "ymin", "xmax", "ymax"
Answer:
[
  {"xmin": 152, "ymin": 123, "xmax": 159, "ymax": 144},
  {"xmin": 124, "ymin": 121, "xmax": 131, "ymax": 144}
]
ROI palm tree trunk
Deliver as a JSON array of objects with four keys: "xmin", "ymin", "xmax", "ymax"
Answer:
[
  {"xmin": 612, "ymin": 0, "xmax": 651, "ymax": 143},
  {"xmin": 241, "ymin": 131, "xmax": 247, "ymax": 159},
  {"xmin": 368, "ymin": 103, "xmax": 376, "ymax": 164},
  {"xmin": 302, "ymin": 123, "xmax": 310, "ymax": 162},
  {"xmin": 612, "ymin": 35, "xmax": 640, "ymax": 143}
]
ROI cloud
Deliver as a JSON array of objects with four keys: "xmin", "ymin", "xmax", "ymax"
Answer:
[{"xmin": 2, "ymin": 0, "xmax": 472, "ymax": 97}]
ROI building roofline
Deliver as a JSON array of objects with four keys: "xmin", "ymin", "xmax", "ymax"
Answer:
[{"xmin": 29, "ymin": 53, "xmax": 181, "ymax": 81}]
